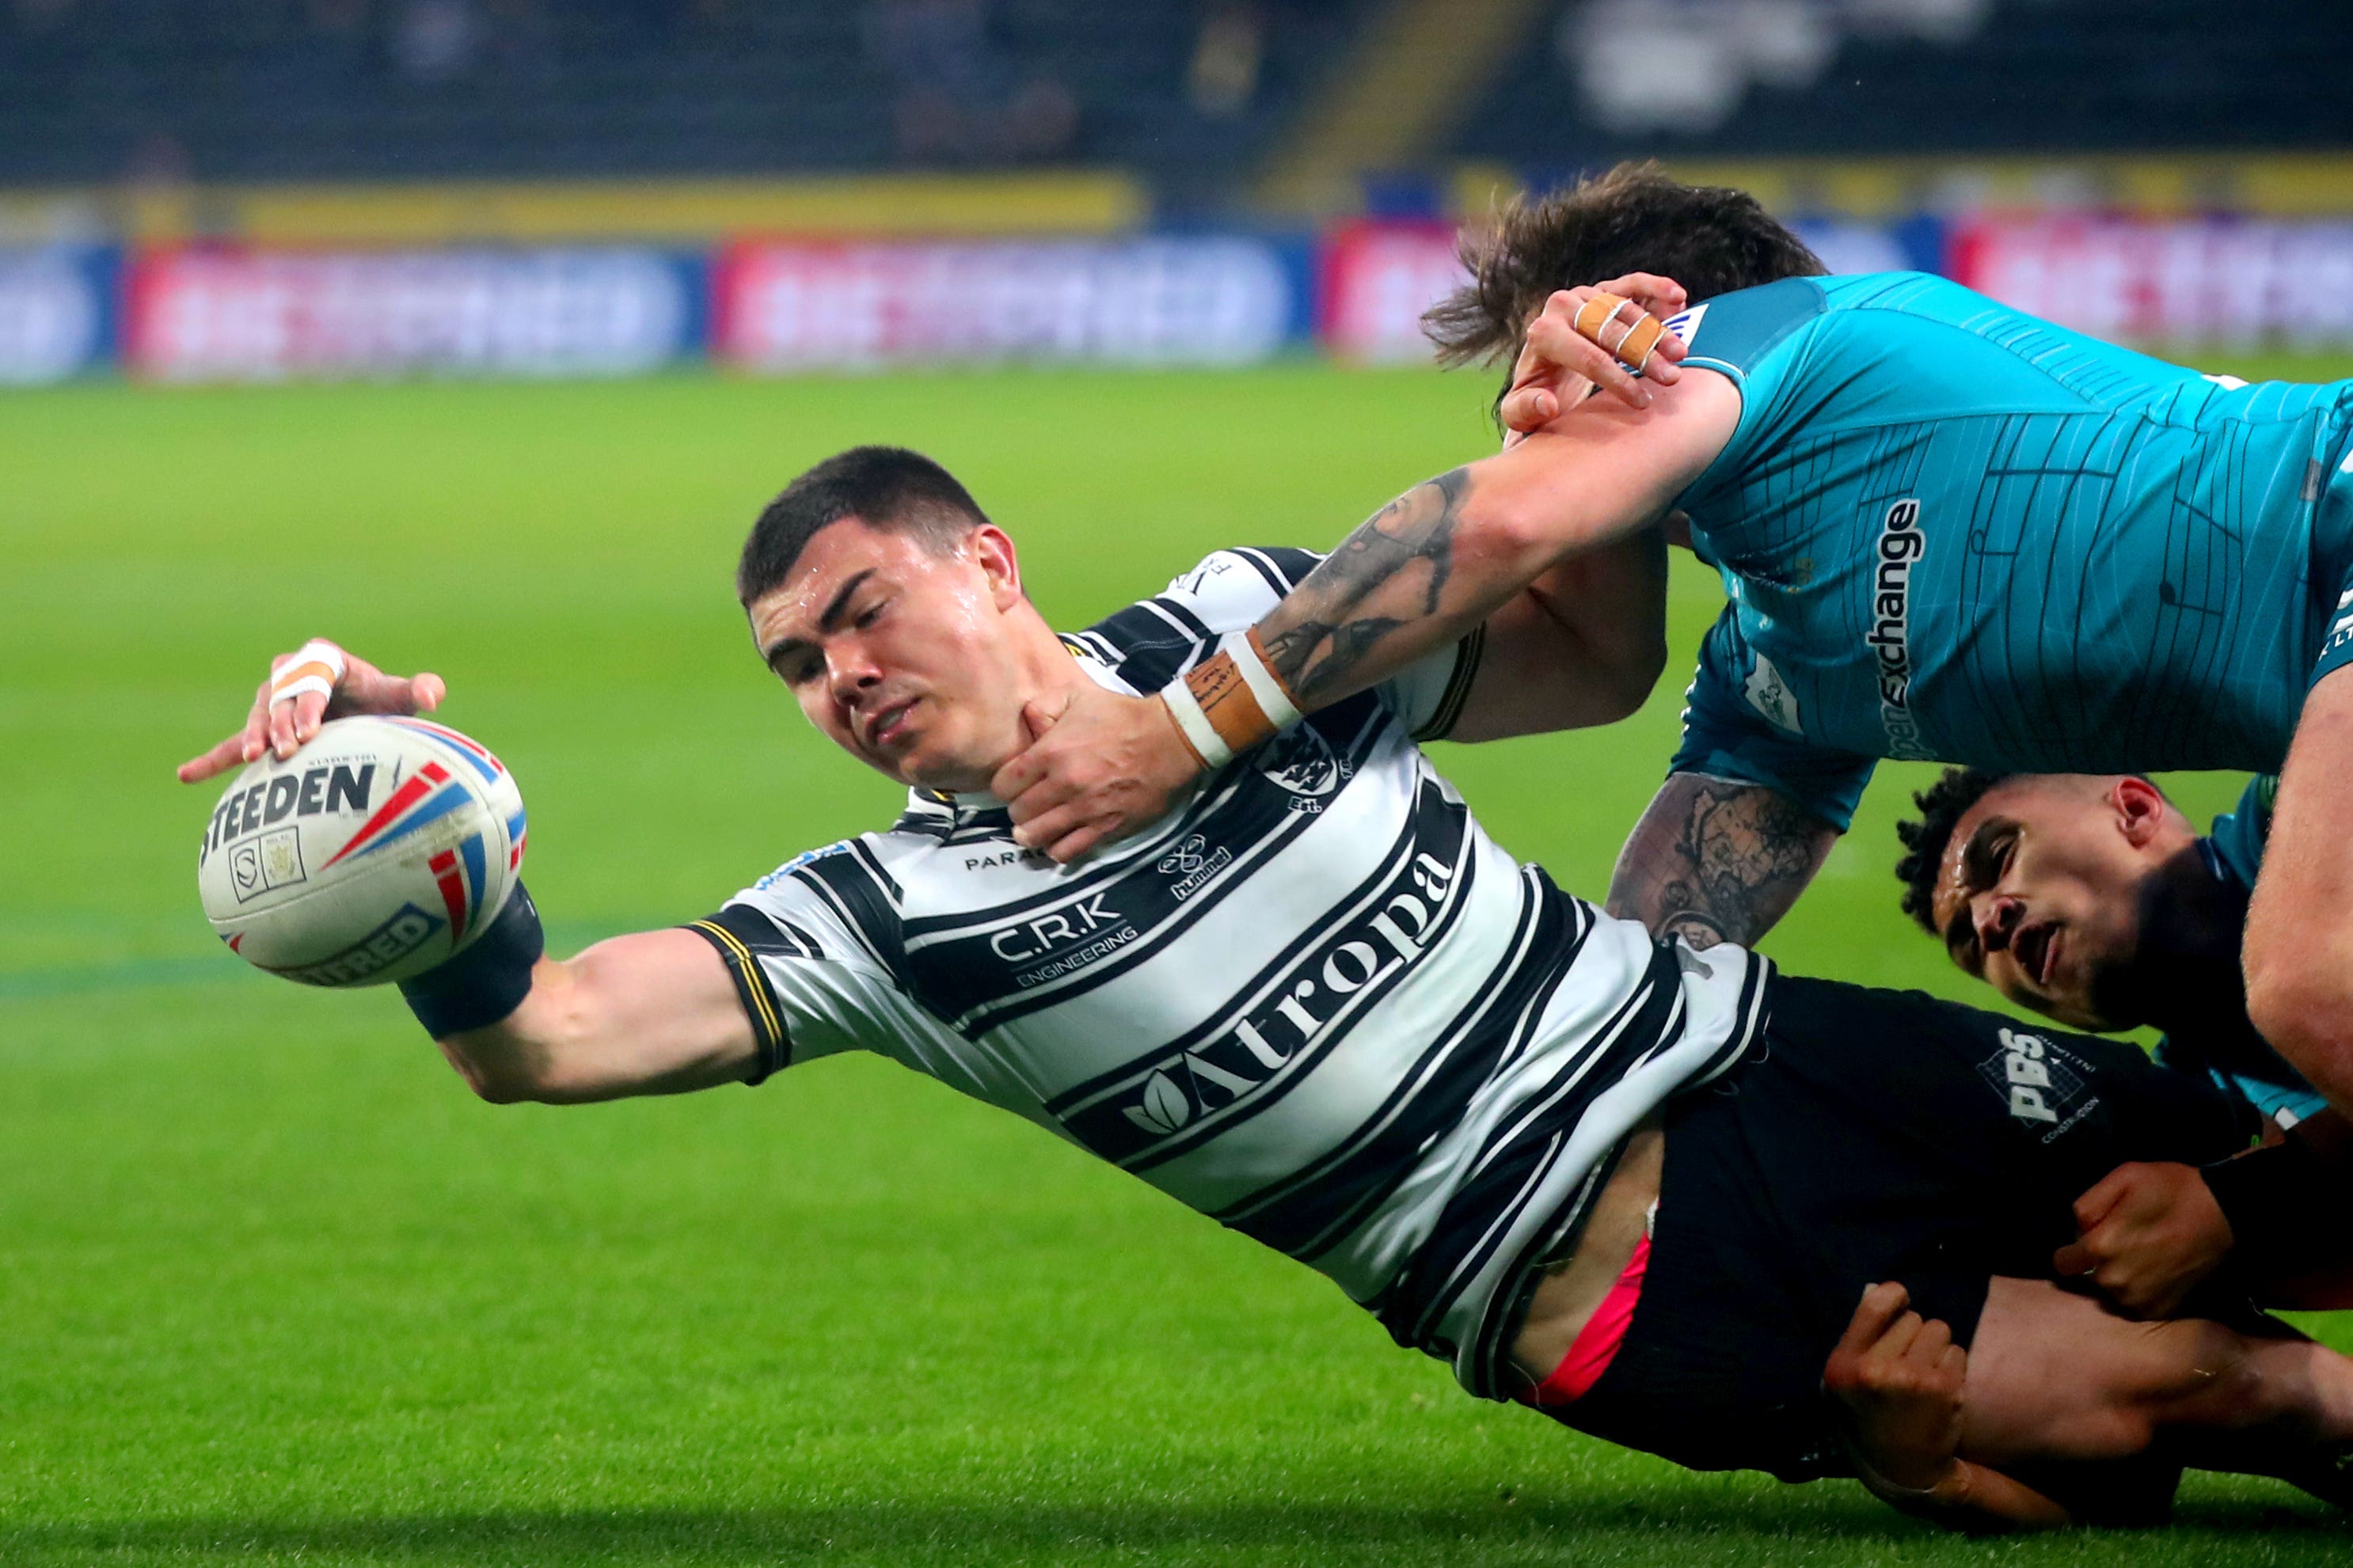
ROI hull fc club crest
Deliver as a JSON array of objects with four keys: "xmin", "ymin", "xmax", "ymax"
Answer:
[{"xmin": 1260, "ymin": 724, "xmax": 1349, "ymax": 811}]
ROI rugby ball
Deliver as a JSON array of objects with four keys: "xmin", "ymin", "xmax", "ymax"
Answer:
[{"xmin": 196, "ymin": 716, "xmax": 526, "ymax": 987}]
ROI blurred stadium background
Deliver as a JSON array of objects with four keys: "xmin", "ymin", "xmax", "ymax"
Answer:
[
  {"xmin": 2, "ymin": 0, "xmax": 2352, "ymax": 382},
  {"xmin": 7, "ymin": 4, "xmax": 2353, "ymax": 1564}
]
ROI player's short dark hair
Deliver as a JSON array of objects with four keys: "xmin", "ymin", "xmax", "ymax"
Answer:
[
  {"xmin": 1423, "ymin": 161, "xmax": 1827, "ymax": 400},
  {"xmin": 1893, "ymin": 767, "xmax": 2016, "ymax": 935},
  {"xmin": 736, "ymin": 445, "xmax": 990, "ymax": 607}
]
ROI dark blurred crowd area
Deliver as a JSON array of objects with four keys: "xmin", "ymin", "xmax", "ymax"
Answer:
[
  {"xmin": 0, "ymin": 0, "xmax": 1364, "ymax": 188},
  {"xmin": 1, "ymin": 0, "xmax": 2345, "ymax": 190}
]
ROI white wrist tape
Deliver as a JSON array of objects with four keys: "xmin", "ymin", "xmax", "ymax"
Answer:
[
  {"xmin": 269, "ymin": 640, "xmax": 348, "ymax": 704},
  {"xmin": 1159, "ymin": 678, "xmax": 1234, "ymax": 770},
  {"xmin": 1228, "ymin": 633, "xmax": 1302, "ymax": 730}
]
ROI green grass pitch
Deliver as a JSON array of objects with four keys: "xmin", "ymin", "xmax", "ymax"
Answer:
[{"xmin": 5, "ymin": 354, "xmax": 2351, "ymax": 1566}]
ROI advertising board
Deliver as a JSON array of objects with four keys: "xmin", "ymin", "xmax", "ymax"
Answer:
[
  {"xmin": 1952, "ymin": 218, "xmax": 2353, "ymax": 347},
  {"xmin": 125, "ymin": 247, "xmax": 701, "ymax": 381},
  {"xmin": 0, "ymin": 246, "xmax": 113, "ymax": 384},
  {"xmin": 714, "ymin": 237, "xmax": 1306, "ymax": 370}
]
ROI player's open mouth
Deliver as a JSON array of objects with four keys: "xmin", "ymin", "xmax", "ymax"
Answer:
[
  {"xmin": 2017, "ymin": 921, "xmax": 2057, "ymax": 989},
  {"xmin": 866, "ymin": 698, "xmax": 918, "ymax": 750}
]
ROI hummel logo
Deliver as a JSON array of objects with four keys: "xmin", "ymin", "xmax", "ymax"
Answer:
[
  {"xmin": 1158, "ymin": 835, "xmax": 1209, "ymax": 876},
  {"xmin": 1157, "ymin": 832, "xmax": 1232, "ymax": 902}
]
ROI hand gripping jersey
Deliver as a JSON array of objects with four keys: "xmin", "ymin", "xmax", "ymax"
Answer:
[
  {"xmin": 687, "ymin": 548, "xmax": 1770, "ymax": 1399},
  {"xmin": 1665, "ymin": 272, "xmax": 2353, "ymax": 830}
]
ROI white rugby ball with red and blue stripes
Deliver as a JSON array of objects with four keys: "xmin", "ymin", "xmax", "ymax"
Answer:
[{"xmin": 196, "ymin": 715, "xmax": 527, "ymax": 987}]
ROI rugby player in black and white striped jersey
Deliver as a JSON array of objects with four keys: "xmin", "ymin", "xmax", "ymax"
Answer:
[{"xmin": 182, "ymin": 446, "xmax": 2353, "ymax": 1531}]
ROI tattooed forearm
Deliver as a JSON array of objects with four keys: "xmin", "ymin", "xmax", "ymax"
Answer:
[
  {"xmin": 1605, "ymin": 775, "xmax": 1838, "ymax": 950},
  {"xmin": 1260, "ymin": 467, "xmax": 1484, "ymax": 708}
]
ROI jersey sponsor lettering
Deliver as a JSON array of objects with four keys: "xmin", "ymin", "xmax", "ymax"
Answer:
[
  {"xmin": 1056, "ymin": 814, "xmax": 1467, "ymax": 1167},
  {"xmin": 985, "ymin": 892, "xmax": 1127, "ymax": 963},
  {"xmin": 964, "ymin": 848, "xmax": 1049, "ymax": 872},
  {"xmin": 1867, "ymin": 498, "xmax": 1933, "ymax": 761}
]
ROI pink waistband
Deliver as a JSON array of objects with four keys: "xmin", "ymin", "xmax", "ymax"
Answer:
[{"xmin": 1519, "ymin": 1232, "xmax": 1649, "ymax": 1408}]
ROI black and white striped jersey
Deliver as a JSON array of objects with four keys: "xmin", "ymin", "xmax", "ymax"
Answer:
[{"xmin": 687, "ymin": 547, "xmax": 1772, "ymax": 1399}]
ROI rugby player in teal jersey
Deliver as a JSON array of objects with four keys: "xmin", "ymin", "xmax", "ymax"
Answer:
[
  {"xmin": 1885, "ymin": 768, "xmax": 2351, "ymax": 1322},
  {"xmin": 995, "ymin": 168, "xmax": 2353, "ymax": 1137},
  {"xmin": 1898, "ymin": 773, "xmax": 2322, "ymax": 1128}
]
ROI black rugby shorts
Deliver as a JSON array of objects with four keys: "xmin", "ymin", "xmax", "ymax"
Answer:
[{"xmin": 1542, "ymin": 974, "xmax": 2260, "ymax": 1482}]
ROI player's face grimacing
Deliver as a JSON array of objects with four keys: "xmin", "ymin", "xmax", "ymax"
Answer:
[
  {"xmin": 1928, "ymin": 776, "xmax": 2195, "ymax": 1031},
  {"xmin": 747, "ymin": 516, "xmax": 1043, "ymax": 793}
]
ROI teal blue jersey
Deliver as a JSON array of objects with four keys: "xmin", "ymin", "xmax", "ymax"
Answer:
[
  {"xmin": 1664, "ymin": 272, "xmax": 2353, "ymax": 831},
  {"xmin": 2153, "ymin": 774, "xmax": 2329, "ymax": 1126}
]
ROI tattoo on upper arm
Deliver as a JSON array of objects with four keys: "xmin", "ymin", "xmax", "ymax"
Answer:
[
  {"xmin": 1606, "ymin": 779, "xmax": 1833, "ymax": 950},
  {"xmin": 1261, "ymin": 467, "xmax": 1473, "ymax": 708}
]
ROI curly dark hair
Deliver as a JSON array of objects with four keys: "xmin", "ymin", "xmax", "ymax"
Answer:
[
  {"xmin": 1892, "ymin": 768, "xmax": 2016, "ymax": 936},
  {"xmin": 1422, "ymin": 161, "xmax": 1827, "ymax": 413}
]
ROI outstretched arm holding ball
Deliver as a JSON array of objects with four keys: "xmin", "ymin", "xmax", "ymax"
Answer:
[{"xmin": 182, "ymin": 643, "xmax": 765, "ymax": 1105}]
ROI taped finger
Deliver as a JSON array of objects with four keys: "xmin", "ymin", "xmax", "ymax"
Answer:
[
  {"xmin": 268, "ymin": 639, "xmax": 348, "ymax": 708},
  {"xmin": 1572, "ymin": 291, "xmax": 1632, "ymax": 344},
  {"xmin": 1617, "ymin": 315, "xmax": 1667, "ymax": 374},
  {"xmin": 1530, "ymin": 315, "xmax": 1648, "ymax": 408}
]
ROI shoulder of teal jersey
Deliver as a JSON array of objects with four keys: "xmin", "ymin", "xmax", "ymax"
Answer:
[
  {"xmin": 1665, "ymin": 275, "xmax": 1830, "ymax": 510},
  {"xmin": 1669, "ymin": 274, "xmax": 1832, "ymax": 387},
  {"xmin": 1671, "ymin": 269, "xmax": 2210, "ymax": 514},
  {"xmin": 2205, "ymin": 773, "xmax": 2277, "ymax": 891}
]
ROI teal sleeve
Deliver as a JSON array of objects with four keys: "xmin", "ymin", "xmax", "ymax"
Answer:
[
  {"xmin": 1667, "ymin": 606, "xmax": 1875, "ymax": 832},
  {"xmin": 2316, "ymin": 556, "xmax": 2353, "ymax": 689},
  {"xmin": 2183, "ymin": 776, "xmax": 2327, "ymax": 1123},
  {"xmin": 2154, "ymin": 1030, "xmax": 2328, "ymax": 1127},
  {"xmin": 2206, "ymin": 773, "xmax": 2275, "ymax": 891}
]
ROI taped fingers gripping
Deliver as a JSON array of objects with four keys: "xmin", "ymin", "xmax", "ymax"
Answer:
[
  {"xmin": 1572, "ymin": 292, "xmax": 1633, "ymax": 344},
  {"xmin": 1615, "ymin": 314, "xmax": 1667, "ymax": 375},
  {"xmin": 269, "ymin": 640, "xmax": 348, "ymax": 705},
  {"xmin": 1572, "ymin": 291, "xmax": 1668, "ymax": 376}
]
